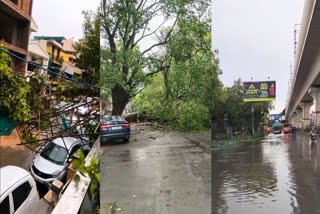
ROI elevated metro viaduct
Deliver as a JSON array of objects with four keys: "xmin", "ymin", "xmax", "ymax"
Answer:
[{"xmin": 286, "ymin": 0, "xmax": 320, "ymax": 129}]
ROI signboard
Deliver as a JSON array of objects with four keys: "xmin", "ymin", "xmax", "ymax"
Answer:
[
  {"xmin": 243, "ymin": 81, "xmax": 276, "ymax": 102},
  {"xmin": 269, "ymin": 114, "xmax": 280, "ymax": 123},
  {"xmin": 269, "ymin": 114, "xmax": 279, "ymax": 121}
]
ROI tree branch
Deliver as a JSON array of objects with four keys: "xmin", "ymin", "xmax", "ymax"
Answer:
[
  {"xmin": 141, "ymin": 15, "xmax": 179, "ymax": 55},
  {"xmin": 132, "ymin": 18, "xmax": 167, "ymax": 49}
]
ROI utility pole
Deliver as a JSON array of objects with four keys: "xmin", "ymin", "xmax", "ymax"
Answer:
[
  {"xmin": 251, "ymin": 77, "xmax": 254, "ymax": 135},
  {"xmin": 252, "ymin": 102, "xmax": 254, "ymax": 134}
]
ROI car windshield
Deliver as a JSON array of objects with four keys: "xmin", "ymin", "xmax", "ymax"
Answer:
[{"xmin": 40, "ymin": 142, "xmax": 68, "ymax": 165}]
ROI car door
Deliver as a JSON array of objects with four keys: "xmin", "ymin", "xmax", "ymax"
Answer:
[{"xmin": 12, "ymin": 179, "xmax": 37, "ymax": 214}]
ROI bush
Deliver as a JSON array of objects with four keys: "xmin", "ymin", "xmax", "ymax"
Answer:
[
  {"xmin": 173, "ymin": 100, "xmax": 210, "ymax": 131},
  {"xmin": 304, "ymin": 126, "xmax": 312, "ymax": 133}
]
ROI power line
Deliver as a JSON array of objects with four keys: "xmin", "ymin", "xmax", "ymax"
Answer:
[{"xmin": 0, "ymin": 47, "xmax": 100, "ymax": 90}]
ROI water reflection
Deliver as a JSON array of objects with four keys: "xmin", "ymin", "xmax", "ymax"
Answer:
[{"xmin": 212, "ymin": 133, "xmax": 320, "ymax": 214}]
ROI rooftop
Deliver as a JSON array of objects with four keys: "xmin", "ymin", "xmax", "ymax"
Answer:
[{"xmin": 34, "ymin": 36, "xmax": 67, "ymax": 44}]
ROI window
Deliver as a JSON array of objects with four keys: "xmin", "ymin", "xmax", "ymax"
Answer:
[
  {"xmin": 29, "ymin": 0, "xmax": 33, "ymax": 15},
  {"xmin": 70, "ymin": 144, "xmax": 81, "ymax": 156},
  {"xmin": 12, "ymin": 181, "xmax": 32, "ymax": 211},
  {"xmin": 9, "ymin": 0, "xmax": 18, "ymax": 5},
  {"xmin": 0, "ymin": 196, "xmax": 10, "ymax": 214},
  {"xmin": 40, "ymin": 142, "xmax": 68, "ymax": 165},
  {"xmin": 27, "ymin": 62, "xmax": 38, "ymax": 72}
]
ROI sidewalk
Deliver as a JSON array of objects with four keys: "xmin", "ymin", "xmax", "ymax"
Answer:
[{"xmin": 0, "ymin": 128, "xmax": 34, "ymax": 169}]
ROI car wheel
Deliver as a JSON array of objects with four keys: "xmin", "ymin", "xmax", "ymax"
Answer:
[{"xmin": 123, "ymin": 137, "xmax": 129, "ymax": 143}]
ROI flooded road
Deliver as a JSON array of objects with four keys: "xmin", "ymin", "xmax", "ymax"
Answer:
[
  {"xmin": 212, "ymin": 133, "xmax": 320, "ymax": 214},
  {"xmin": 100, "ymin": 124, "xmax": 211, "ymax": 214}
]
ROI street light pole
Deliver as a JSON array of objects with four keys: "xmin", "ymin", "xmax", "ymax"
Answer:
[{"xmin": 252, "ymin": 102, "xmax": 255, "ymax": 135}]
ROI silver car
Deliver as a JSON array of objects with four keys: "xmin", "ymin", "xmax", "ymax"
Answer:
[
  {"xmin": 75, "ymin": 104, "xmax": 91, "ymax": 115},
  {"xmin": 29, "ymin": 137, "xmax": 89, "ymax": 186}
]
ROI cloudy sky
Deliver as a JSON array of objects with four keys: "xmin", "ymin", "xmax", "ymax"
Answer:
[
  {"xmin": 213, "ymin": 0, "xmax": 305, "ymax": 114},
  {"xmin": 32, "ymin": 0, "xmax": 100, "ymax": 41}
]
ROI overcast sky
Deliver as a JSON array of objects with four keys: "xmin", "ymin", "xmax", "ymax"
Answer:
[
  {"xmin": 32, "ymin": 0, "xmax": 100, "ymax": 41},
  {"xmin": 213, "ymin": 0, "xmax": 305, "ymax": 114}
]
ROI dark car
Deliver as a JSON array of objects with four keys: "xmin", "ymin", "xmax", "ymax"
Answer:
[{"xmin": 100, "ymin": 115, "xmax": 130, "ymax": 143}]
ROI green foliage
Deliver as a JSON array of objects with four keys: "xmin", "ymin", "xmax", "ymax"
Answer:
[
  {"xmin": 132, "ymin": 72, "xmax": 211, "ymax": 131},
  {"xmin": 26, "ymin": 71, "xmax": 52, "ymax": 130},
  {"xmin": 304, "ymin": 126, "xmax": 312, "ymax": 133},
  {"xmin": 55, "ymin": 85, "xmax": 63, "ymax": 100},
  {"xmin": 101, "ymin": 0, "xmax": 211, "ymax": 114},
  {"xmin": 131, "ymin": 11, "xmax": 217, "ymax": 131},
  {"xmin": 222, "ymin": 79, "xmax": 272, "ymax": 132},
  {"xmin": 0, "ymin": 46, "xmax": 32, "ymax": 122},
  {"xmin": 76, "ymin": 9, "xmax": 100, "ymax": 86},
  {"xmin": 21, "ymin": 129, "xmax": 39, "ymax": 145},
  {"xmin": 174, "ymin": 100, "xmax": 210, "ymax": 131},
  {"xmin": 84, "ymin": 120, "xmax": 99, "ymax": 141},
  {"xmin": 73, "ymin": 150, "xmax": 100, "ymax": 213}
]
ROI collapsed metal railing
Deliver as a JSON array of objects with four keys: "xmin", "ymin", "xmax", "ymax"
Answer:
[
  {"xmin": 16, "ymin": 95, "xmax": 100, "ymax": 153},
  {"xmin": 0, "ymin": 47, "xmax": 101, "ymax": 151}
]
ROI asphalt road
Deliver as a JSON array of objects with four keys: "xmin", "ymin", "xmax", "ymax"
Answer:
[{"xmin": 100, "ymin": 124, "xmax": 211, "ymax": 214}]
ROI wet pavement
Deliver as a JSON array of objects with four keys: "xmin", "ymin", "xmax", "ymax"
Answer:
[
  {"xmin": 212, "ymin": 133, "xmax": 320, "ymax": 214},
  {"xmin": 100, "ymin": 124, "xmax": 211, "ymax": 214},
  {"xmin": 0, "ymin": 128, "xmax": 34, "ymax": 170}
]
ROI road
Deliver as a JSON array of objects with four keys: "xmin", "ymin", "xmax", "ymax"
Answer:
[
  {"xmin": 100, "ymin": 124, "xmax": 211, "ymax": 214},
  {"xmin": 0, "ymin": 128, "xmax": 34, "ymax": 169},
  {"xmin": 212, "ymin": 132, "xmax": 320, "ymax": 214}
]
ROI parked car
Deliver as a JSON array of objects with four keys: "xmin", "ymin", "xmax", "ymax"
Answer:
[
  {"xmin": 100, "ymin": 115, "xmax": 130, "ymax": 143},
  {"xmin": 0, "ymin": 166, "xmax": 39, "ymax": 214},
  {"xmin": 29, "ymin": 137, "xmax": 90, "ymax": 187},
  {"xmin": 75, "ymin": 104, "xmax": 91, "ymax": 116},
  {"xmin": 54, "ymin": 101, "xmax": 72, "ymax": 112},
  {"xmin": 87, "ymin": 97, "xmax": 99, "ymax": 104}
]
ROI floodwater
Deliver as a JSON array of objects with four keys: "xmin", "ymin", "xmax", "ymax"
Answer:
[{"xmin": 212, "ymin": 133, "xmax": 320, "ymax": 214}]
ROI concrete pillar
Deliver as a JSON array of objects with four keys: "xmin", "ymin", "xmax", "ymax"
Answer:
[
  {"xmin": 309, "ymin": 88, "xmax": 320, "ymax": 127},
  {"xmin": 290, "ymin": 113, "xmax": 297, "ymax": 126},
  {"xmin": 300, "ymin": 102, "xmax": 312, "ymax": 129},
  {"xmin": 295, "ymin": 110, "xmax": 303, "ymax": 129}
]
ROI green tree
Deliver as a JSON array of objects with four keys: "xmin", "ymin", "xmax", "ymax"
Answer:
[
  {"xmin": 101, "ymin": 0, "xmax": 211, "ymax": 115},
  {"xmin": 76, "ymin": 9, "xmax": 100, "ymax": 87},
  {"xmin": 223, "ymin": 79, "xmax": 272, "ymax": 132},
  {"xmin": 0, "ymin": 46, "xmax": 31, "ymax": 122},
  {"xmin": 131, "ymin": 15, "xmax": 221, "ymax": 131}
]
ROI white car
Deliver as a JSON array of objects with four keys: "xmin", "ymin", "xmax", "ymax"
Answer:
[
  {"xmin": 0, "ymin": 166, "xmax": 40, "ymax": 214},
  {"xmin": 75, "ymin": 104, "xmax": 91, "ymax": 115}
]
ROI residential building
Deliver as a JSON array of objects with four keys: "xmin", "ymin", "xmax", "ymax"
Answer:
[
  {"xmin": 0, "ymin": 0, "xmax": 33, "ymax": 76},
  {"xmin": 26, "ymin": 18, "xmax": 49, "ymax": 77},
  {"xmin": 33, "ymin": 36, "xmax": 84, "ymax": 78}
]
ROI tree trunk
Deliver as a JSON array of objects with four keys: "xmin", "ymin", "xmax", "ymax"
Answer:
[{"xmin": 111, "ymin": 85, "xmax": 130, "ymax": 115}]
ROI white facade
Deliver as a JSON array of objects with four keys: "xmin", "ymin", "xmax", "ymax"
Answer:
[{"xmin": 25, "ymin": 18, "xmax": 49, "ymax": 77}]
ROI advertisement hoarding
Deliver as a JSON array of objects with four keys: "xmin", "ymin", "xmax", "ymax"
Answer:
[{"xmin": 243, "ymin": 81, "xmax": 276, "ymax": 102}]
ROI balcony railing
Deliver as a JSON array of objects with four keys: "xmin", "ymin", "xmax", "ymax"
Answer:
[{"xmin": 48, "ymin": 53, "xmax": 64, "ymax": 65}]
